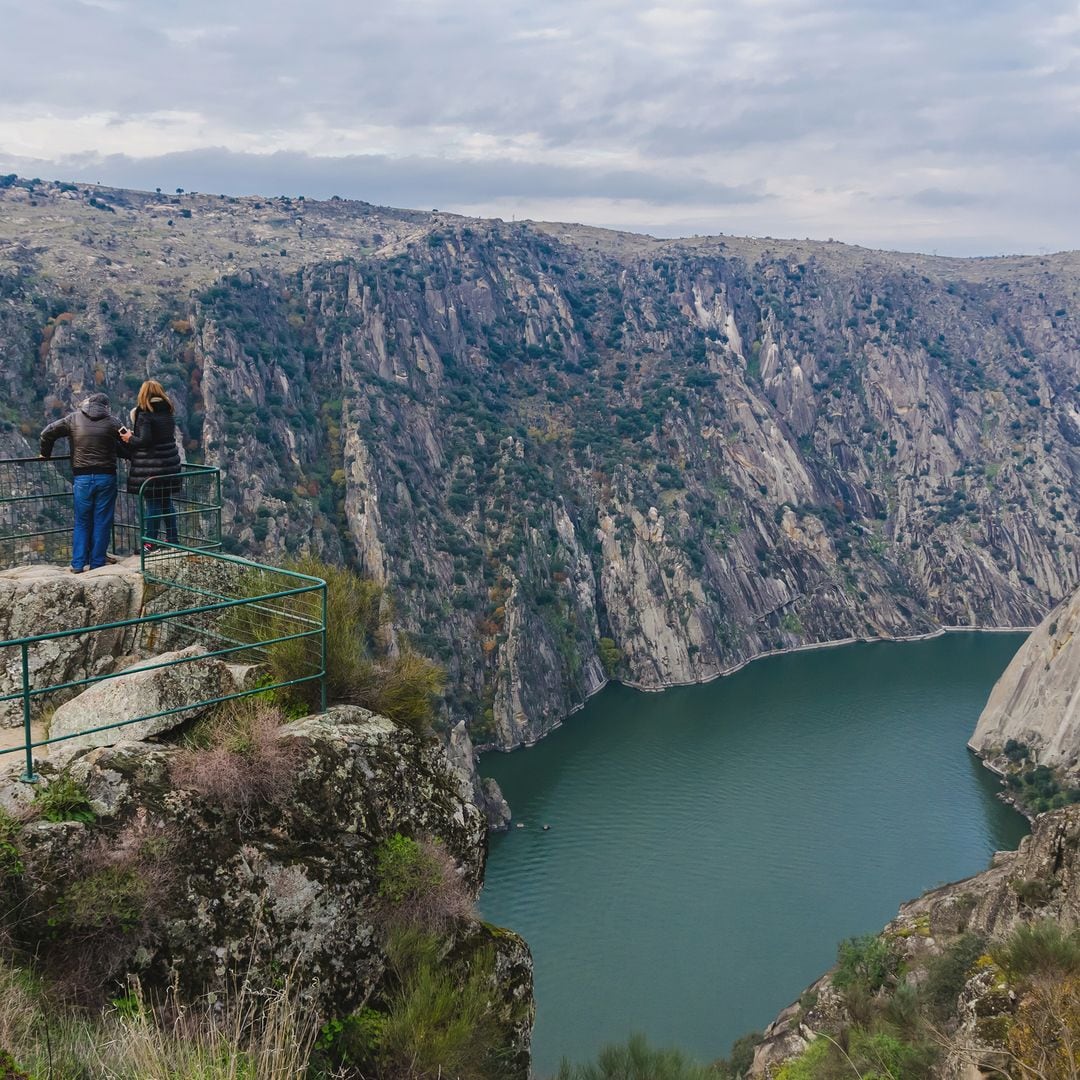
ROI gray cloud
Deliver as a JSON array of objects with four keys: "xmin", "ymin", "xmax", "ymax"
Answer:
[
  {"xmin": 907, "ymin": 188, "xmax": 985, "ymax": 209},
  {"xmin": 1, "ymin": 147, "xmax": 769, "ymax": 208},
  {"xmin": 1, "ymin": 0, "xmax": 1079, "ymax": 254}
]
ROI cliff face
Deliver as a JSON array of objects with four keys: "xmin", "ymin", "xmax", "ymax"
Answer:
[
  {"xmin": 970, "ymin": 589, "xmax": 1080, "ymax": 779},
  {"xmin": 5, "ymin": 180, "xmax": 1080, "ymax": 748}
]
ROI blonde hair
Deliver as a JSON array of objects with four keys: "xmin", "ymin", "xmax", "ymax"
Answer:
[{"xmin": 136, "ymin": 379, "xmax": 173, "ymax": 414}]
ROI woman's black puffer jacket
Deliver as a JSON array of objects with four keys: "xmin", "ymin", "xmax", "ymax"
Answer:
[{"xmin": 125, "ymin": 398, "xmax": 182, "ymax": 494}]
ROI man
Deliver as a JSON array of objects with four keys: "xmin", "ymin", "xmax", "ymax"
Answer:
[{"xmin": 39, "ymin": 392, "xmax": 128, "ymax": 573}]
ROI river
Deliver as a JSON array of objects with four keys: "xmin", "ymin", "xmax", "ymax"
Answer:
[{"xmin": 478, "ymin": 633, "xmax": 1030, "ymax": 1077}]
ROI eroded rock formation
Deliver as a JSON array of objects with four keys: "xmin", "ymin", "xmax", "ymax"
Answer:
[{"xmin": 970, "ymin": 590, "xmax": 1080, "ymax": 780}]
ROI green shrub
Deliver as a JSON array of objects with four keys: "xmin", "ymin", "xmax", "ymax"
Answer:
[
  {"xmin": 377, "ymin": 942, "xmax": 503, "ymax": 1080},
  {"xmin": 994, "ymin": 920, "xmax": 1080, "ymax": 979},
  {"xmin": 922, "ymin": 932, "xmax": 987, "ymax": 1019},
  {"xmin": 237, "ymin": 557, "xmax": 446, "ymax": 736},
  {"xmin": 313, "ymin": 1008, "xmax": 386, "ymax": 1073},
  {"xmin": 1012, "ymin": 877, "xmax": 1055, "ymax": 907},
  {"xmin": 61, "ymin": 866, "xmax": 147, "ymax": 935},
  {"xmin": 0, "ymin": 810, "xmax": 23, "ymax": 880},
  {"xmin": 556, "ymin": 1033, "xmax": 714, "ymax": 1080},
  {"xmin": 833, "ymin": 934, "xmax": 894, "ymax": 994},
  {"xmin": 0, "ymin": 1049, "xmax": 29, "ymax": 1080},
  {"xmin": 597, "ymin": 637, "xmax": 621, "ymax": 679},
  {"xmin": 32, "ymin": 774, "xmax": 95, "ymax": 823},
  {"xmin": 325, "ymin": 929, "xmax": 509, "ymax": 1080},
  {"xmin": 776, "ymin": 1030, "xmax": 937, "ymax": 1080},
  {"xmin": 880, "ymin": 981, "xmax": 923, "ymax": 1039},
  {"xmin": 848, "ymin": 1029, "xmax": 937, "ymax": 1079}
]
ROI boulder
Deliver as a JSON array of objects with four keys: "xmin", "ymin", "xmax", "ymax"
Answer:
[
  {"xmin": 0, "ymin": 562, "xmax": 144, "ymax": 726},
  {"xmin": 47, "ymin": 644, "xmax": 233, "ymax": 761}
]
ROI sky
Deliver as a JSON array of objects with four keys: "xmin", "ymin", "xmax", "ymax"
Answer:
[{"xmin": 1, "ymin": 0, "xmax": 1078, "ymax": 256}]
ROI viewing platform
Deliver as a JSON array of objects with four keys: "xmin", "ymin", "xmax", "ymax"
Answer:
[{"xmin": 0, "ymin": 456, "xmax": 326, "ymax": 781}]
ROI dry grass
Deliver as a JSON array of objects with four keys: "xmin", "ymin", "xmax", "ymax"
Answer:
[
  {"xmin": 0, "ymin": 960, "xmax": 319, "ymax": 1079},
  {"xmin": 171, "ymin": 698, "xmax": 297, "ymax": 818}
]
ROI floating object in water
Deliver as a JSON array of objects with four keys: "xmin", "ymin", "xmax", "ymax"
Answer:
[
  {"xmin": 543, "ymin": 824, "xmax": 551, "ymax": 831},
  {"xmin": 515, "ymin": 823, "xmax": 525, "ymax": 829}
]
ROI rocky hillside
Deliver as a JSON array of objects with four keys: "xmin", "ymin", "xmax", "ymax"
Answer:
[
  {"xmin": 751, "ymin": 804, "xmax": 1080, "ymax": 1079},
  {"xmin": 971, "ymin": 588, "xmax": 1080, "ymax": 784},
  {"xmin": 5, "ymin": 176, "xmax": 1080, "ymax": 748}
]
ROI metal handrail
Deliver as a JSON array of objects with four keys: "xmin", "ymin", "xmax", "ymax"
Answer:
[{"xmin": 0, "ymin": 457, "xmax": 327, "ymax": 782}]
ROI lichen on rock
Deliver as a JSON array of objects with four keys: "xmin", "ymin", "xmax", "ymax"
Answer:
[{"xmin": 0, "ymin": 703, "xmax": 534, "ymax": 1074}]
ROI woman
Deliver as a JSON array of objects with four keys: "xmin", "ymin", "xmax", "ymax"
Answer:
[{"xmin": 122, "ymin": 379, "xmax": 182, "ymax": 550}]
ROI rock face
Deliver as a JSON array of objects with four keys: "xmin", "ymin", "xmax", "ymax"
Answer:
[
  {"xmin": 0, "ymin": 562, "xmax": 144, "ymax": 726},
  {"xmin": 47, "ymin": 645, "xmax": 235, "ymax": 762},
  {"xmin": 970, "ymin": 591, "xmax": 1080, "ymax": 779},
  {"xmin": 752, "ymin": 805, "xmax": 1080, "ymax": 1078},
  {"xmin": 5, "ymin": 181, "xmax": 1080, "ymax": 749},
  {"xmin": 0, "ymin": 705, "xmax": 534, "ymax": 1073}
]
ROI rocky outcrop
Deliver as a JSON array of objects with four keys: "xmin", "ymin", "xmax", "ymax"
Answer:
[
  {"xmin": 752, "ymin": 805, "xmax": 1080, "ymax": 1077},
  {"xmin": 970, "ymin": 590, "xmax": 1080, "ymax": 779},
  {"xmin": 0, "ymin": 705, "xmax": 534, "ymax": 1072},
  {"xmin": 0, "ymin": 562, "xmax": 144, "ymax": 726},
  {"xmin": 47, "ymin": 644, "xmax": 235, "ymax": 762}
]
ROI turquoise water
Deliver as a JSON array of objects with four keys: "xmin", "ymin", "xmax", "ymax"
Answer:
[{"xmin": 479, "ymin": 634, "xmax": 1030, "ymax": 1077}]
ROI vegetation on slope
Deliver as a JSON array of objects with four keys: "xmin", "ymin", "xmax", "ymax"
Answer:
[{"xmin": 0, "ymin": 562, "xmax": 522, "ymax": 1079}]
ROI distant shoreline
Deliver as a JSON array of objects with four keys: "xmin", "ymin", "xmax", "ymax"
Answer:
[{"xmin": 478, "ymin": 623, "xmax": 1034, "ymax": 754}]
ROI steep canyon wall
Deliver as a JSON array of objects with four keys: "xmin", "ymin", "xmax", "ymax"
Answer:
[{"xmin": 4, "ymin": 181, "xmax": 1080, "ymax": 748}]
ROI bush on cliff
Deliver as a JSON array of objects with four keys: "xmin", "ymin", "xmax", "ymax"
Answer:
[
  {"xmin": 172, "ymin": 697, "xmax": 298, "ymax": 817},
  {"xmin": 242, "ymin": 556, "xmax": 445, "ymax": 735},
  {"xmin": 994, "ymin": 920, "xmax": 1080, "ymax": 980},
  {"xmin": 554, "ymin": 1033, "xmax": 715, "ymax": 1080},
  {"xmin": 831, "ymin": 934, "xmax": 895, "ymax": 995},
  {"xmin": 310, "ymin": 835, "xmax": 507, "ymax": 1078},
  {"xmin": 374, "ymin": 833, "xmax": 475, "ymax": 933},
  {"xmin": 773, "ymin": 1029, "xmax": 935, "ymax": 1080},
  {"xmin": 313, "ymin": 931, "xmax": 507, "ymax": 1080}
]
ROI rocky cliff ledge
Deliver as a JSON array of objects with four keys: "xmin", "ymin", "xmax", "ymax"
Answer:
[
  {"xmin": 0, "ymin": 704, "xmax": 534, "ymax": 1076},
  {"xmin": 752, "ymin": 805, "xmax": 1079, "ymax": 1078},
  {"xmin": 970, "ymin": 589, "xmax": 1080, "ymax": 782}
]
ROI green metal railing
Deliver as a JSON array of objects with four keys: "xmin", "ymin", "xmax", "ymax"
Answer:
[
  {"xmin": 0, "ymin": 457, "xmax": 223, "ymax": 566},
  {"xmin": 0, "ymin": 458, "xmax": 326, "ymax": 782},
  {"xmin": 0, "ymin": 456, "xmax": 76, "ymax": 566},
  {"xmin": 122, "ymin": 464, "xmax": 223, "ymax": 557}
]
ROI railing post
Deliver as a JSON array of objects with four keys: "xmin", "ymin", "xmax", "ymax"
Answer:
[
  {"xmin": 320, "ymin": 584, "xmax": 328, "ymax": 714},
  {"xmin": 19, "ymin": 643, "xmax": 37, "ymax": 784}
]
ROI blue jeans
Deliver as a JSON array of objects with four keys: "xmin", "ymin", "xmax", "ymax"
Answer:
[
  {"xmin": 144, "ymin": 490, "xmax": 179, "ymax": 544},
  {"xmin": 72, "ymin": 474, "xmax": 117, "ymax": 570}
]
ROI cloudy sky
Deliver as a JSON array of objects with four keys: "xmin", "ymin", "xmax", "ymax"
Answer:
[{"xmin": 1, "ymin": 0, "xmax": 1078, "ymax": 255}]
